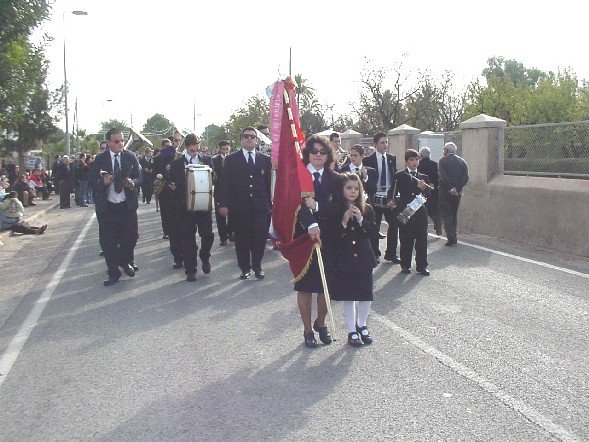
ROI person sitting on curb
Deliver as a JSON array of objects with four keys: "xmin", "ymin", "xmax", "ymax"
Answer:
[{"xmin": 0, "ymin": 191, "xmax": 47, "ymax": 235}]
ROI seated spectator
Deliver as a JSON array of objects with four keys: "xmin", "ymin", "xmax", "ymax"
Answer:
[
  {"xmin": 0, "ymin": 191, "xmax": 47, "ymax": 235},
  {"xmin": 30, "ymin": 169, "xmax": 50, "ymax": 200},
  {"xmin": 0, "ymin": 175, "xmax": 10, "ymax": 200},
  {"xmin": 11, "ymin": 174, "xmax": 35, "ymax": 206}
]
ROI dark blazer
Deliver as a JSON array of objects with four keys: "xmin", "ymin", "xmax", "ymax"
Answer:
[
  {"xmin": 168, "ymin": 154, "xmax": 214, "ymax": 209},
  {"xmin": 438, "ymin": 153, "xmax": 469, "ymax": 193},
  {"xmin": 417, "ymin": 156, "xmax": 439, "ymax": 201},
  {"xmin": 390, "ymin": 169, "xmax": 430, "ymax": 219},
  {"xmin": 363, "ymin": 152, "xmax": 397, "ymax": 189},
  {"xmin": 211, "ymin": 154, "xmax": 227, "ymax": 194},
  {"xmin": 334, "ymin": 204, "xmax": 378, "ymax": 272},
  {"xmin": 217, "ymin": 150, "xmax": 272, "ymax": 213},
  {"xmin": 296, "ymin": 169, "xmax": 341, "ymax": 245},
  {"xmin": 340, "ymin": 163, "xmax": 377, "ymax": 197},
  {"xmin": 90, "ymin": 149, "xmax": 142, "ymax": 213}
]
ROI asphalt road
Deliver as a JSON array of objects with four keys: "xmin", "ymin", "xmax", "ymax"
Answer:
[{"xmin": 0, "ymin": 203, "xmax": 587, "ymax": 441}]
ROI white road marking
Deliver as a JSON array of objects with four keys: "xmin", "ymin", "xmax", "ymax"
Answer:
[
  {"xmin": 0, "ymin": 214, "xmax": 96, "ymax": 387},
  {"xmin": 372, "ymin": 312, "xmax": 579, "ymax": 442},
  {"xmin": 429, "ymin": 234, "xmax": 589, "ymax": 279}
]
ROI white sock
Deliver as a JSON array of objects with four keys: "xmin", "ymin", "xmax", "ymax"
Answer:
[
  {"xmin": 343, "ymin": 301, "xmax": 357, "ymax": 333},
  {"xmin": 357, "ymin": 301, "xmax": 372, "ymax": 328}
]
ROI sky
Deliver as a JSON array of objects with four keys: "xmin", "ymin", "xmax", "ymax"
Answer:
[{"xmin": 37, "ymin": 0, "xmax": 589, "ymax": 137}]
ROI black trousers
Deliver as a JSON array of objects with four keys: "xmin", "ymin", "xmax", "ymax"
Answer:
[
  {"xmin": 399, "ymin": 210, "xmax": 428, "ymax": 271},
  {"xmin": 425, "ymin": 196, "xmax": 442, "ymax": 230},
  {"xmin": 214, "ymin": 201, "xmax": 232, "ymax": 242},
  {"xmin": 97, "ymin": 203, "xmax": 138, "ymax": 280},
  {"xmin": 181, "ymin": 210, "xmax": 214, "ymax": 274},
  {"xmin": 230, "ymin": 208, "xmax": 268, "ymax": 273},
  {"xmin": 59, "ymin": 179, "xmax": 72, "ymax": 208},
  {"xmin": 159, "ymin": 190, "xmax": 175, "ymax": 236},
  {"xmin": 142, "ymin": 173, "xmax": 154, "ymax": 203},
  {"xmin": 372, "ymin": 205, "xmax": 399, "ymax": 258},
  {"xmin": 439, "ymin": 192, "xmax": 461, "ymax": 242}
]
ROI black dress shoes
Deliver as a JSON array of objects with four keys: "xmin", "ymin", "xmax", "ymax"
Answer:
[
  {"xmin": 384, "ymin": 254, "xmax": 401, "ymax": 264},
  {"xmin": 103, "ymin": 278, "xmax": 119, "ymax": 287},
  {"xmin": 239, "ymin": 272, "xmax": 250, "ymax": 280},
  {"xmin": 186, "ymin": 273, "xmax": 197, "ymax": 282},
  {"xmin": 99, "ymin": 250, "xmax": 104, "ymax": 256},
  {"xmin": 162, "ymin": 234, "xmax": 169, "ymax": 240},
  {"xmin": 445, "ymin": 240, "xmax": 456, "ymax": 246},
  {"xmin": 219, "ymin": 240, "xmax": 227, "ymax": 246},
  {"xmin": 417, "ymin": 268, "xmax": 431, "ymax": 276},
  {"xmin": 254, "ymin": 270, "xmax": 264, "ymax": 280},
  {"xmin": 401, "ymin": 268, "xmax": 411, "ymax": 274},
  {"xmin": 304, "ymin": 332, "xmax": 317, "ymax": 348},
  {"xmin": 122, "ymin": 264, "xmax": 135, "ymax": 277},
  {"xmin": 131, "ymin": 263, "xmax": 139, "ymax": 272},
  {"xmin": 378, "ymin": 232, "xmax": 386, "ymax": 239},
  {"xmin": 356, "ymin": 325, "xmax": 373, "ymax": 345},
  {"xmin": 201, "ymin": 259, "xmax": 211, "ymax": 274},
  {"xmin": 173, "ymin": 261, "xmax": 183, "ymax": 269},
  {"xmin": 348, "ymin": 332, "xmax": 362, "ymax": 347},
  {"xmin": 313, "ymin": 320, "xmax": 332, "ymax": 344}
]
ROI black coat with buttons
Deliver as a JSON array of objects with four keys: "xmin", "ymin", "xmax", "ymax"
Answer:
[
  {"xmin": 389, "ymin": 169, "xmax": 430, "ymax": 222},
  {"xmin": 332, "ymin": 204, "xmax": 378, "ymax": 301}
]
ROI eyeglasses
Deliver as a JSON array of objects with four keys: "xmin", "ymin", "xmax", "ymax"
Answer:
[
  {"xmin": 310, "ymin": 149, "xmax": 328, "ymax": 155},
  {"xmin": 173, "ymin": 139, "xmax": 181, "ymax": 142},
  {"xmin": 242, "ymin": 134, "xmax": 257, "ymax": 139}
]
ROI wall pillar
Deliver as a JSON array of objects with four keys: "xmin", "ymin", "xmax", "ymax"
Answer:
[{"xmin": 388, "ymin": 124, "xmax": 420, "ymax": 163}]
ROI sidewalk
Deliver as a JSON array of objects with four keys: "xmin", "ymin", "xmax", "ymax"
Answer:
[{"xmin": 0, "ymin": 197, "xmax": 60, "ymax": 243}]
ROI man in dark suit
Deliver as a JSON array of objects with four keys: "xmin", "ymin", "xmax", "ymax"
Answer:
[
  {"xmin": 53, "ymin": 155, "xmax": 73, "ymax": 209},
  {"xmin": 90, "ymin": 127, "xmax": 142, "ymax": 286},
  {"xmin": 139, "ymin": 147, "xmax": 154, "ymax": 204},
  {"xmin": 152, "ymin": 138, "xmax": 178, "ymax": 243},
  {"xmin": 218, "ymin": 127, "xmax": 272, "ymax": 280},
  {"xmin": 363, "ymin": 132, "xmax": 399, "ymax": 263},
  {"xmin": 438, "ymin": 142, "xmax": 469, "ymax": 246},
  {"xmin": 212, "ymin": 140, "xmax": 233, "ymax": 246},
  {"xmin": 418, "ymin": 146, "xmax": 443, "ymax": 235},
  {"xmin": 390, "ymin": 149, "xmax": 431, "ymax": 275},
  {"xmin": 341, "ymin": 144, "xmax": 377, "ymax": 197},
  {"xmin": 168, "ymin": 134, "xmax": 215, "ymax": 282}
]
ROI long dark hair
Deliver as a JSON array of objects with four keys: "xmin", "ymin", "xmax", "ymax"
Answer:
[{"xmin": 339, "ymin": 172, "xmax": 366, "ymax": 215}]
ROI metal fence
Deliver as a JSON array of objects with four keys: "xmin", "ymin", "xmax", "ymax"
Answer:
[{"xmin": 505, "ymin": 121, "xmax": 589, "ymax": 179}]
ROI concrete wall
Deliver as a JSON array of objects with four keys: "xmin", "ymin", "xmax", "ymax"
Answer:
[{"xmin": 387, "ymin": 115, "xmax": 589, "ymax": 257}]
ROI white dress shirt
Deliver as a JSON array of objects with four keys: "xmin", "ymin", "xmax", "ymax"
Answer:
[
  {"xmin": 242, "ymin": 148, "xmax": 255, "ymax": 164},
  {"xmin": 108, "ymin": 150, "xmax": 126, "ymax": 203}
]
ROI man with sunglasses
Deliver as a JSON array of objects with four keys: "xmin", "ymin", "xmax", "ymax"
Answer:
[
  {"xmin": 218, "ymin": 127, "xmax": 272, "ymax": 280},
  {"xmin": 168, "ymin": 134, "xmax": 214, "ymax": 281},
  {"xmin": 90, "ymin": 127, "xmax": 142, "ymax": 286}
]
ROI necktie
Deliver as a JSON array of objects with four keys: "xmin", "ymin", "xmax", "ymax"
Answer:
[
  {"xmin": 222, "ymin": 155, "xmax": 226, "ymax": 167},
  {"xmin": 380, "ymin": 155, "xmax": 386, "ymax": 189},
  {"xmin": 190, "ymin": 157, "xmax": 194, "ymax": 164},
  {"xmin": 355, "ymin": 167, "xmax": 359, "ymax": 173},
  {"xmin": 247, "ymin": 151, "xmax": 254, "ymax": 168},
  {"xmin": 313, "ymin": 171, "xmax": 321, "ymax": 194},
  {"xmin": 114, "ymin": 153, "xmax": 123, "ymax": 193}
]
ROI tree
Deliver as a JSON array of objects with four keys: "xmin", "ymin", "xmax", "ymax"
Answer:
[
  {"xmin": 201, "ymin": 124, "xmax": 230, "ymax": 151},
  {"xmin": 143, "ymin": 113, "xmax": 174, "ymax": 135},
  {"xmin": 353, "ymin": 60, "xmax": 418, "ymax": 135},
  {"xmin": 223, "ymin": 95, "xmax": 269, "ymax": 143},
  {"xmin": 96, "ymin": 119, "xmax": 128, "ymax": 141}
]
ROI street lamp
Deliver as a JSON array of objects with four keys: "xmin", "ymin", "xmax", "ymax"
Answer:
[{"xmin": 63, "ymin": 10, "xmax": 88, "ymax": 157}]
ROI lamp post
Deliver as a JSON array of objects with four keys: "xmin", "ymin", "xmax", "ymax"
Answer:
[{"xmin": 63, "ymin": 10, "xmax": 88, "ymax": 157}]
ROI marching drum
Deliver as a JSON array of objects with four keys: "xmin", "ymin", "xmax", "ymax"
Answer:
[
  {"xmin": 185, "ymin": 165, "xmax": 213, "ymax": 212},
  {"xmin": 397, "ymin": 194, "xmax": 427, "ymax": 224}
]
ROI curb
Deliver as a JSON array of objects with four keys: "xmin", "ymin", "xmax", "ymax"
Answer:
[{"xmin": 0, "ymin": 202, "xmax": 59, "ymax": 244}]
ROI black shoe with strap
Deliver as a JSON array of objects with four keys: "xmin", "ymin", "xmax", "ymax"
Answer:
[
  {"xmin": 313, "ymin": 319, "xmax": 332, "ymax": 344},
  {"xmin": 304, "ymin": 332, "xmax": 317, "ymax": 348},
  {"xmin": 348, "ymin": 332, "xmax": 362, "ymax": 347},
  {"xmin": 356, "ymin": 325, "xmax": 373, "ymax": 345}
]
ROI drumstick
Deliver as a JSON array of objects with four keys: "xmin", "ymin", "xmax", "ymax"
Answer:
[{"xmin": 406, "ymin": 171, "xmax": 434, "ymax": 190}]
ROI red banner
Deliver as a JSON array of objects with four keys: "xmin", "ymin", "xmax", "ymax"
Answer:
[{"xmin": 271, "ymin": 77, "xmax": 315, "ymax": 281}]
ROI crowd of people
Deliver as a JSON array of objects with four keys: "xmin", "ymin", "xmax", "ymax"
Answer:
[{"xmin": 2, "ymin": 125, "xmax": 469, "ymax": 348}]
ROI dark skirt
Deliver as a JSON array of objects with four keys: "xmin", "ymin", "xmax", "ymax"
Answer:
[
  {"xmin": 293, "ymin": 251, "xmax": 335, "ymax": 294},
  {"xmin": 332, "ymin": 270, "xmax": 374, "ymax": 301}
]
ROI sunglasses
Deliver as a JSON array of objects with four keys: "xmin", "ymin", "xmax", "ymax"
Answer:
[
  {"xmin": 310, "ymin": 149, "xmax": 328, "ymax": 155},
  {"xmin": 242, "ymin": 134, "xmax": 257, "ymax": 139}
]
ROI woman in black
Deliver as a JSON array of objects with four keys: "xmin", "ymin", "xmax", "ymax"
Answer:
[
  {"xmin": 294, "ymin": 136, "xmax": 340, "ymax": 348},
  {"xmin": 332, "ymin": 173, "xmax": 378, "ymax": 346}
]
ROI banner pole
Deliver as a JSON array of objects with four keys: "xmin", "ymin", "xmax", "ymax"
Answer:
[{"xmin": 315, "ymin": 245, "xmax": 337, "ymax": 341}]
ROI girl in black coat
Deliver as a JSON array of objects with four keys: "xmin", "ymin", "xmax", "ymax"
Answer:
[{"xmin": 333, "ymin": 173, "xmax": 378, "ymax": 346}]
